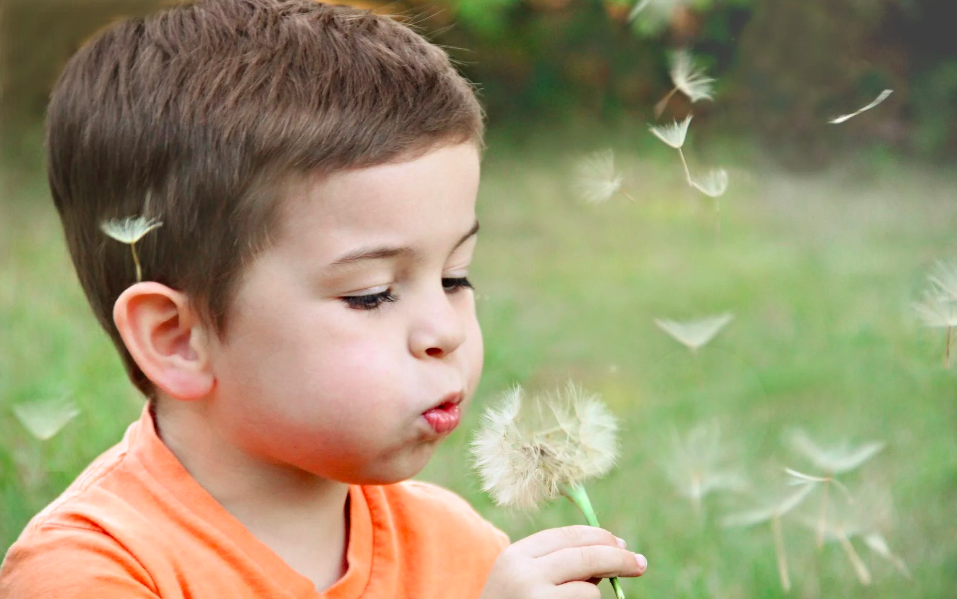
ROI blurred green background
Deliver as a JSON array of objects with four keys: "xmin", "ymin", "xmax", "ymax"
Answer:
[{"xmin": 2, "ymin": 1, "xmax": 956, "ymax": 598}]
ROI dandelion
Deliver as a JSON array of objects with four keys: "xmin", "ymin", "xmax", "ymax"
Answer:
[
  {"xmin": 723, "ymin": 485, "xmax": 815, "ymax": 593},
  {"xmin": 100, "ymin": 216, "xmax": 163, "ymax": 282},
  {"xmin": 573, "ymin": 149, "xmax": 631, "ymax": 204},
  {"xmin": 654, "ymin": 313, "xmax": 733, "ymax": 354},
  {"xmin": 649, "ymin": 115, "xmax": 693, "ymax": 185},
  {"xmin": 471, "ymin": 382, "xmax": 625, "ymax": 599},
  {"xmin": 662, "ymin": 422, "xmax": 747, "ymax": 514},
  {"xmin": 655, "ymin": 50, "xmax": 715, "ymax": 118},
  {"xmin": 13, "ymin": 398, "xmax": 81, "ymax": 441},
  {"xmin": 829, "ymin": 89, "xmax": 893, "ymax": 124},
  {"xmin": 785, "ymin": 430, "xmax": 884, "ymax": 547}
]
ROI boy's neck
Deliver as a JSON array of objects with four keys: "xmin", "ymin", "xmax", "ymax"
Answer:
[{"xmin": 152, "ymin": 398, "xmax": 351, "ymax": 590}]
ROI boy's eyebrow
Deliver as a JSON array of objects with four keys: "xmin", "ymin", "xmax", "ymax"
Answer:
[{"xmin": 329, "ymin": 220, "xmax": 480, "ymax": 267}]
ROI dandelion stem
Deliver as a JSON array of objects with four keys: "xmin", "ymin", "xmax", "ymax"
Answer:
[
  {"xmin": 816, "ymin": 480, "xmax": 829, "ymax": 549},
  {"xmin": 654, "ymin": 87, "xmax": 678, "ymax": 119},
  {"xmin": 130, "ymin": 242, "xmax": 143, "ymax": 282},
  {"xmin": 677, "ymin": 149, "xmax": 692, "ymax": 186},
  {"xmin": 562, "ymin": 483, "xmax": 627, "ymax": 599},
  {"xmin": 771, "ymin": 514, "xmax": 791, "ymax": 593},
  {"xmin": 836, "ymin": 527, "xmax": 871, "ymax": 585}
]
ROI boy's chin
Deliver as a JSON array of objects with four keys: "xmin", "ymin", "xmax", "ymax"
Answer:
[{"xmin": 338, "ymin": 444, "xmax": 437, "ymax": 486}]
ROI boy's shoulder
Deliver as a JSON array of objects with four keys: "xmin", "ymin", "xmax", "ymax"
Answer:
[{"xmin": 0, "ymin": 421, "xmax": 162, "ymax": 598}]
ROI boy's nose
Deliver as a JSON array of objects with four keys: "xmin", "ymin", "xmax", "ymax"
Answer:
[{"xmin": 408, "ymin": 292, "xmax": 467, "ymax": 360}]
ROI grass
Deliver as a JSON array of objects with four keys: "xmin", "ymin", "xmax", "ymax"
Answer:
[{"xmin": 2, "ymin": 131, "xmax": 957, "ymax": 598}]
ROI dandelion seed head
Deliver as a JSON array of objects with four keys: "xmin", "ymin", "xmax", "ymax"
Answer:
[
  {"xmin": 100, "ymin": 216, "xmax": 163, "ymax": 245},
  {"xmin": 670, "ymin": 50, "xmax": 715, "ymax": 103},
  {"xmin": 471, "ymin": 382, "xmax": 619, "ymax": 509},
  {"xmin": 573, "ymin": 149, "xmax": 624, "ymax": 204},
  {"xmin": 690, "ymin": 168, "xmax": 729, "ymax": 198},
  {"xmin": 654, "ymin": 313, "xmax": 733, "ymax": 352},
  {"xmin": 649, "ymin": 115, "xmax": 693, "ymax": 149}
]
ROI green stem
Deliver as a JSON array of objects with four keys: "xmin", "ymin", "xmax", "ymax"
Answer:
[{"xmin": 562, "ymin": 483, "xmax": 627, "ymax": 599}]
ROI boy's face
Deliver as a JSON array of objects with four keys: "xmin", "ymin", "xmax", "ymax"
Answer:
[{"xmin": 204, "ymin": 142, "xmax": 483, "ymax": 484}]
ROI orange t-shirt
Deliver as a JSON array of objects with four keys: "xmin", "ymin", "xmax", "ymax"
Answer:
[{"xmin": 0, "ymin": 407, "xmax": 509, "ymax": 598}]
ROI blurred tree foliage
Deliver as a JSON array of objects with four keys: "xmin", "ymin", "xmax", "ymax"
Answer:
[{"xmin": 2, "ymin": 0, "xmax": 955, "ymax": 168}]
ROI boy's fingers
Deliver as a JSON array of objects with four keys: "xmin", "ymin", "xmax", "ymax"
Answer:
[
  {"xmin": 516, "ymin": 525, "xmax": 623, "ymax": 558},
  {"xmin": 539, "ymin": 545, "xmax": 647, "ymax": 584}
]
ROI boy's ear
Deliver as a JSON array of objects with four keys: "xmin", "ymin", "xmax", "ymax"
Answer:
[{"xmin": 113, "ymin": 282, "xmax": 214, "ymax": 401}]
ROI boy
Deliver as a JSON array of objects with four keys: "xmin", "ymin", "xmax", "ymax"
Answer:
[{"xmin": 0, "ymin": 1, "xmax": 647, "ymax": 597}]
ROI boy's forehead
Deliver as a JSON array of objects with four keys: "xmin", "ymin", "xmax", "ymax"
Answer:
[{"xmin": 273, "ymin": 143, "xmax": 481, "ymax": 251}]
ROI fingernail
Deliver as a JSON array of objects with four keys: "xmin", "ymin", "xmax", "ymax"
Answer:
[
  {"xmin": 615, "ymin": 537, "xmax": 627, "ymax": 549},
  {"xmin": 635, "ymin": 553, "xmax": 648, "ymax": 571}
]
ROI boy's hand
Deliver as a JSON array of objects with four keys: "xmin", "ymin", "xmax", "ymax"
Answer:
[{"xmin": 480, "ymin": 525, "xmax": 648, "ymax": 599}]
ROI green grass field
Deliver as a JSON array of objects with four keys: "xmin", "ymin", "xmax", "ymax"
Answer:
[{"xmin": 2, "ymin": 131, "xmax": 956, "ymax": 598}]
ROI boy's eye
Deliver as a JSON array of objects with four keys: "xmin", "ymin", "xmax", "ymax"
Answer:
[
  {"xmin": 341, "ymin": 288, "xmax": 397, "ymax": 311},
  {"xmin": 443, "ymin": 276, "xmax": 473, "ymax": 293}
]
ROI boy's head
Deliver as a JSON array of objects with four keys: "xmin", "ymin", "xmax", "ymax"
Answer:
[{"xmin": 47, "ymin": 0, "xmax": 484, "ymax": 398}]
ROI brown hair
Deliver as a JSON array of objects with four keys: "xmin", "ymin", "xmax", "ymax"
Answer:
[{"xmin": 46, "ymin": 0, "xmax": 484, "ymax": 397}]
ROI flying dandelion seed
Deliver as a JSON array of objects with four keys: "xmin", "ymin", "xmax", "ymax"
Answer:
[
  {"xmin": 785, "ymin": 430, "xmax": 884, "ymax": 547},
  {"xmin": 928, "ymin": 259, "xmax": 957, "ymax": 300},
  {"xmin": 917, "ymin": 260, "xmax": 957, "ymax": 366},
  {"xmin": 927, "ymin": 260, "xmax": 957, "ymax": 301},
  {"xmin": 690, "ymin": 168, "xmax": 729, "ymax": 198},
  {"xmin": 573, "ymin": 149, "xmax": 629, "ymax": 204},
  {"xmin": 13, "ymin": 398, "xmax": 81, "ymax": 441},
  {"xmin": 690, "ymin": 168, "xmax": 729, "ymax": 234},
  {"xmin": 662, "ymin": 423, "xmax": 747, "ymax": 514},
  {"xmin": 654, "ymin": 313, "xmax": 733, "ymax": 353},
  {"xmin": 785, "ymin": 431, "xmax": 884, "ymax": 475},
  {"xmin": 655, "ymin": 50, "xmax": 715, "ymax": 118},
  {"xmin": 649, "ymin": 115, "xmax": 693, "ymax": 185},
  {"xmin": 798, "ymin": 514, "xmax": 873, "ymax": 585},
  {"xmin": 800, "ymin": 484, "xmax": 907, "ymax": 584},
  {"xmin": 723, "ymin": 485, "xmax": 815, "ymax": 593},
  {"xmin": 471, "ymin": 382, "xmax": 627, "ymax": 599},
  {"xmin": 649, "ymin": 115, "xmax": 692, "ymax": 149},
  {"xmin": 864, "ymin": 532, "xmax": 910, "ymax": 578},
  {"xmin": 913, "ymin": 288, "xmax": 957, "ymax": 367},
  {"xmin": 829, "ymin": 89, "xmax": 893, "ymax": 124},
  {"xmin": 101, "ymin": 216, "xmax": 163, "ymax": 282}
]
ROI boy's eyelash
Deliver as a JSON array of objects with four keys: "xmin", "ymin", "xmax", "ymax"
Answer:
[
  {"xmin": 342, "ymin": 289, "xmax": 397, "ymax": 311},
  {"xmin": 442, "ymin": 276, "xmax": 473, "ymax": 292},
  {"xmin": 341, "ymin": 277, "xmax": 474, "ymax": 311}
]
